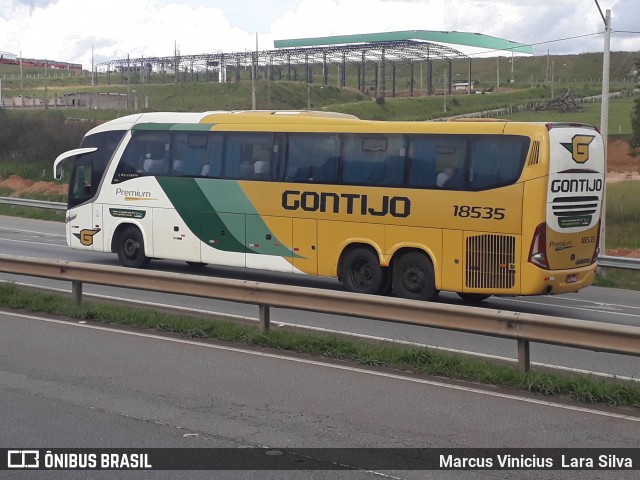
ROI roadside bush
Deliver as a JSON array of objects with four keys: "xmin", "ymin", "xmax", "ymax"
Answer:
[{"xmin": 0, "ymin": 110, "xmax": 94, "ymax": 167}]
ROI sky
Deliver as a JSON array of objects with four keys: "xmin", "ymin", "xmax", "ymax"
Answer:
[{"xmin": 1, "ymin": 0, "xmax": 639, "ymax": 69}]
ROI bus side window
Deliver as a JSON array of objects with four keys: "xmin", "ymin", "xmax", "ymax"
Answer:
[
  {"xmin": 201, "ymin": 133, "xmax": 223, "ymax": 177},
  {"xmin": 223, "ymin": 133, "xmax": 275, "ymax": 180},
  {"xmin": 172, "ymin": 133, "xmax": 209, "ymax": 176},
  {"xmin": 70, "ymin": 163, "xmax": 93, "ymax": 202},
  {"xmin": 115, "ymin": 131, "xmax": 170, "ymax": 180},
  {"xmin": 407, "ymin": 136, "xmax": 438, "ymax": 188},
  {"xmin": 469, "ymin": 138, "xmax": 501, "ymax": 189},
  {"xmin": 435, "ymin": 138, "xmax": 468, "ymax": 189},
  {"xmin": 342, "ymin": 134, "xmax": 405, "ymax": 186},
  {"xmin": 285, "ymin": 133, "xmax": 340, "ymax": 183},
  {"xmin": 469, "ymin": 136, "xmax": 530, "ymax": 190}
]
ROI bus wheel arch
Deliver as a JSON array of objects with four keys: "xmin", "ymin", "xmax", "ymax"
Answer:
[
  {"xmin": 113, "ymin": 224, "xmax": 151, "ymax": 268},
  {"xmin": 391, "ymin": 249, "xmax": 439, "ymax": 301},
  {"xmin": 338, "ymin": 243, "xmax": 390, "ymax": 295}
]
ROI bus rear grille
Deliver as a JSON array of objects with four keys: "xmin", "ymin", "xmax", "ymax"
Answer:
[
  {"xmin": 551, "ymin": 196, "xmax": 599, "ymax": 217},
  {"xmin": 465, "ymin": 234, "xmax": 516, "ymax": 289},
  {"xmin": 527, "ymin": 141, "xmax": 540, "ymax": 166}
]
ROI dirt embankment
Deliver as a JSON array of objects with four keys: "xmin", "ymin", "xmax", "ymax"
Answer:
[
  {"xmin": 0, "ymin": 175, "xmax": 67, "ymax": 197},
  {"xmin": 606, "ymin": 137, "xmax": 640, "ymax": 182}
]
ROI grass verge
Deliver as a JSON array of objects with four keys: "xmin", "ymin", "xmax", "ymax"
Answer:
[
  {"xmin": 0, "ymin": 282, "xmax": 638, "ymax": 409},
  {"xmin": 594, "ymin": 269, "xmax": 640, "ymax": 291},
  {"xmin": 0, "ymin": 204, "xmax": 65, "ymax": 221}
]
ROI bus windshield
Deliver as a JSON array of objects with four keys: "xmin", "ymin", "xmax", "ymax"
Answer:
[{"xmin": 68, "ymin": 130, "xmax": 126, "ymax": 208}]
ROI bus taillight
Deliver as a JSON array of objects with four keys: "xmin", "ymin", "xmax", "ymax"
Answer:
[
  {"xmin": 528, "ymin": 222, "xmax": 549, "ymax": 269},
  {"xmin": 592, "ymin": 221, "xmax": 601, "ymax": 264}
]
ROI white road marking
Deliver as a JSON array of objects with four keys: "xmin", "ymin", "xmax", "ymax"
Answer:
[
  {"xmin": 0, "ymin": 227, "xmax": 64, "ymax": 238},
  {"xmin": 0, "ymin": 237, "xmax": 67, "ymax": 248},
  {"xmin": 2, "ymin": 309, "xmax": 639, "ymax": 424},
  {"xmin": 496, "ymin": 296, "xmax": 640, "ymax": 319}
]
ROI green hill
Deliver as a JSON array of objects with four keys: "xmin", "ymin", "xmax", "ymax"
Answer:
[{"xmin": 0, "ymin": 51, "xmax": 638, "ymax": 128}]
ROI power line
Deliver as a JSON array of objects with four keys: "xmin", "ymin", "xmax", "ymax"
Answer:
[
  {"xmin": 466, "ymin": 30, "xmax": 640, "ymax": 59},
  {"xmin": 465, "ymin": 32, "xmax": 602, "ymax": 58}
]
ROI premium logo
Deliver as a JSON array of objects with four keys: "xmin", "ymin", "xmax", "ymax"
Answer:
[
  {"xmin": 561, "ymin": 135, "xmax": 595, "ymax": 164},
  {"xmin": 73, "ymin": 228, "xmax": 101, "ymax": 246},
  {"xmin": 549, "ymin": 240, "xmax": 574, "ymax": 251},
  {"xmin": 115, "ymin": 187, "xmax": 155, "ymax": 201}
]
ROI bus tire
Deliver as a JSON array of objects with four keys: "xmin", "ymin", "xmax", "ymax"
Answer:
[
  {"xmin": 116, "ymin": 226, "xmax": 151, "ymax": 268},
  {"xmin": 392, "ymin": 252, "xmax": 438, "ymax": 301},
  {"xmin": 340, "ymin": 247, "xmax": 387, "ymax": 295},
  {"xmin": 457, "ymin": 293, "xmax": 491, "ymax": 302}
]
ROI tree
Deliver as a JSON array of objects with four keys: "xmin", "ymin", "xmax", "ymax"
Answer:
[{"xmin": 631, "ymin": 96, "xmax": 640, "ymax": 156}]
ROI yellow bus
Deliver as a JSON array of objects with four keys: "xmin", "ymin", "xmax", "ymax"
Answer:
[{"xmin": 54, "ymin": 110, "xmax": 605, "ymax": 301}]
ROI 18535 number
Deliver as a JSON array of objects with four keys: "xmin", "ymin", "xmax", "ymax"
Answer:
[{"xmin": 453, "ymin": 205, "xmax": 506, "ymax": 220}]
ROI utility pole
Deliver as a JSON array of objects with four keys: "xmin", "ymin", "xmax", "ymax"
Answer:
[
  {"xmin": 510, "ymin": 51, "xmax": 514, "ymax": 83},
  {"xmin": 251, "ymin": 33, "xmax": 257, "ymax": 110},
  {"xmin": 174, "ymin": 40, "xmax": 179, "ymax": 84},
  {"xmin": 443, "ymin": 69, "xmax": 447, "ymax": 113},
  {"xmin": 594, "ymin": 1, "xmax": 611, "ymax": 256},
  {"xmin": 91, "ymin": 45, "xmax": 94, "ymax": 86}
]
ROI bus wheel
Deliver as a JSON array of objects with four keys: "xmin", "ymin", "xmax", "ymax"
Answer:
[
  {"xmin": 116, "ymin": 226, "xmax": 150, "ymax": 268},
  {"xmin": 340, "ymin": 248, "xmax": 386, "ymax": 295},
  {"xmin": 457, "ymin": 293, "xmax": 491, "ymax": 302},
  {"xmin": 392, "ymin": 252, "xmax": 438, "ymax": 301}
]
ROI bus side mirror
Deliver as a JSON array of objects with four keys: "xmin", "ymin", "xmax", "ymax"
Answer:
[
  {"xmin": 54, "ymin": 163, "xmax": 64, "ymax": 181},
  {"xmin": 53, "ymin": 147, "xmax": 98, "ymax": 180}
]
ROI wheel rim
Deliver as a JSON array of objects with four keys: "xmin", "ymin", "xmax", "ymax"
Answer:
[
  {"xmin": 350, "ymin": 259, "xmax": 374, "ymax": 287},
  {"xmin": 402, "ymin": 266, "xmax": 425, "ymax": 293},
  {"xmin": 123, "ymin": 238, "xmax": 139, "ymax": 259}
]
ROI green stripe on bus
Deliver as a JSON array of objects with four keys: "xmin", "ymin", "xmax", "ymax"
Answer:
[
  {"xmin": 157, "ymin": 177, "xmax": 299, "ymax": 258},
  {"xmin": 156, "ymin": 177, "xmax": 248, "ymax": 253},
  {"xmin": 195, "ymin": 179, "xmax": 299, "ymax": 258}
]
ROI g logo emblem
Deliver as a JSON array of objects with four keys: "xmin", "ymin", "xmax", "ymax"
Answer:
[
  {"xmin": 74, "ymin": 228, "xmax": 101, "ymax": 246},
  {"xmin": 561, "ymin": 135, "xmax": 595, "ymax": 164}
]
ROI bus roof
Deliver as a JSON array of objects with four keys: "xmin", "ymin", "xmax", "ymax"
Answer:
[
  {"xmin": 83, "ymin": 110, "xmax": 363, "ymax": 136},
  {"xmin": 82, "ymin": 110, "xmax": 594, "ymax": 137}
]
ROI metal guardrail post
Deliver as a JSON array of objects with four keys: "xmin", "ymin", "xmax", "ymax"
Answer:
[
  {"xmin": 72, "ymin": 281, "xmax": 83, "ymax": 306},
  {"xmin": 259, "ymin": 304, "xmax": 271, "ymax": 333},
  {"xmin": 517, "ymin": 340, "xmax": 531, "ymax": 373}
]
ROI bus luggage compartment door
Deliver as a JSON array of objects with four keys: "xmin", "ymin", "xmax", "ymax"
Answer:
[
  {"xmin": 152, "ymin": 208, "xmax": 200, "ymax": 263},
  {"xmin": 245, "ymin": 215, "xmax": 293, "ymax": 273},
  {"xmin": 292, "ymin": 218, "xmax": 317, "ymax": 275}
]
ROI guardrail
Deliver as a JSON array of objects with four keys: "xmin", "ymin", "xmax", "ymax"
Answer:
[
  {"xmin": 0, "ymin": 196, "xmax": 65, "ymax": 210},
  {"xmin": 1, "ymin": 196, "xmax": 639, "ymax": 271},
  {"xmin": 598, "ymin": 255, "xmax": 640, "ymax": 271},
  {"xmin": 1, "ymin": 254, "xmax": 639, "ymax": 374}
]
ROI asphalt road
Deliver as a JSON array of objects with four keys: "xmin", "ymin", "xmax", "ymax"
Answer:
[
  {"xmin": 1, "ymin": 309, "xmax": 638, "ymax": 480},
  {"xmin": 1, "ymin": 215, "xmax": 639, "ymax": 380}
]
